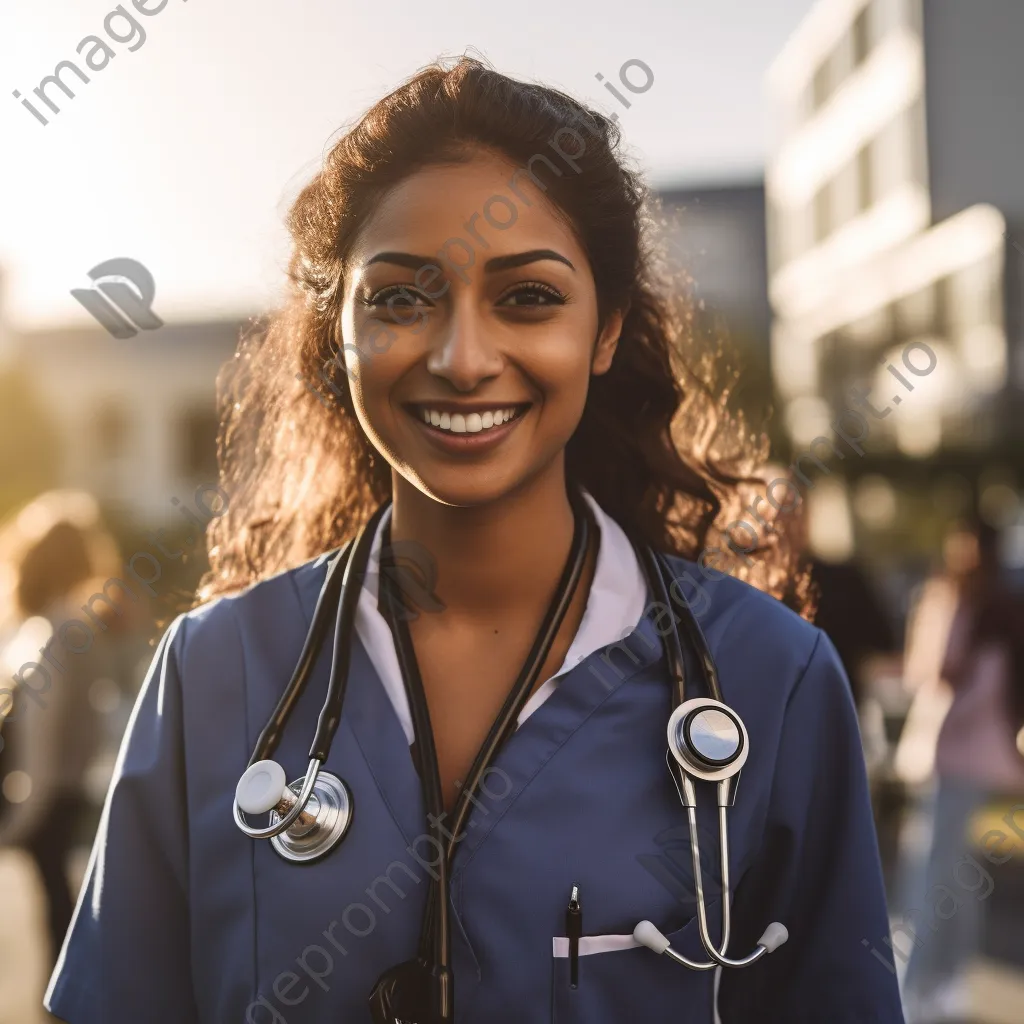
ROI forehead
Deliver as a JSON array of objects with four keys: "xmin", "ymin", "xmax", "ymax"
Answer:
[{"xmin": 347, "ymin": 150, "xmax": 586, "ymax": 268}]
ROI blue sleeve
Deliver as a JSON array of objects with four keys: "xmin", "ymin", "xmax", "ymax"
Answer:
[
  {"xmin": 720, "ymin": 631, "xmax": 905, "ymax": 1023},
  {"xmin": 44, "ymin": 615, "xmax": 201, "ymax": 1024}
]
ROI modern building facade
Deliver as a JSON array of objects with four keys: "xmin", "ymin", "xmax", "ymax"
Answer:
[{"xmin": 766, "ymin": 0, "xmax": 1024, "ymax": 470}]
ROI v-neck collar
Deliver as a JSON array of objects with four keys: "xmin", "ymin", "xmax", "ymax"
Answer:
[
  {"xmin": 351, "ymin": 493, "xmax": 648, "ymax": 744},
  {"xmin": 287, "ymin": 500, "xmax": 656, "ymax": 847}
]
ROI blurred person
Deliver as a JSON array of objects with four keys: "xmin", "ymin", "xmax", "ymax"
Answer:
[
  {"xmin": 898, "ymin": 519, "xmax": 1024, "ymax": 1023},
  {"xmin": 810, "ymin": 553, "xmax": 901, "ymax": 878},
  {"xmin": 45, "ymin": 59, "xmax": 903, "ymax": 1024},
  {"xmin": 810, "ymin": 554, "xmax": 897, "ymax": 708},
  {"xmin": 0, "ymin": 491, "xmax": 137, "ymax": 969}
]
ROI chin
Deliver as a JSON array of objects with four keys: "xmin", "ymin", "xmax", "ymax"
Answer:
[
  {"xmin": 402, "ymin": 468, "xmax": 528, "ymax": 510},
  {"xmin": 398, "ymin": 448, "xmax": 570, "ymax": 511}
]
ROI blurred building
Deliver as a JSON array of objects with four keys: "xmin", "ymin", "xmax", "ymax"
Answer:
[
  {"xmin": 659, "ymin": 183, "xmax": 771, "ymax": 348},
  {"xmin": 765, "ymin": 0, "xmax": 1024, "ymax": 564},
  {"xmin": 7, "ymin": 319, "xmax": 240, "ymax": 522}
]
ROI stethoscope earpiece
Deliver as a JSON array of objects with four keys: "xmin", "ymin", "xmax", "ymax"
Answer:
[{"xmin": 234, "ymin": 758, "xmax": 353, "ymax": 863}]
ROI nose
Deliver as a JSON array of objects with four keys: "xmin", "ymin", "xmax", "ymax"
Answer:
[{"xmin": 425, "ymin": 297, "xmax": 503, "ymax": 392}]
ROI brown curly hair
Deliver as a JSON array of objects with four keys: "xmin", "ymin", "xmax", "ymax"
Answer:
[{"xmin": 196, "ymin": 56, "xmax": 812, "ymax": 617}]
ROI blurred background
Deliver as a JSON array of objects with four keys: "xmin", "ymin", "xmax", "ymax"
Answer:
[{"xmin": 1, "ymin": 1, "xmax": 1022, "ymax": 1021}]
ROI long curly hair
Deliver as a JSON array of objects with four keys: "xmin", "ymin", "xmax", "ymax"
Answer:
[{"xmin": 196, "ymin": 56, "xmax": 813, "ymax": 617}]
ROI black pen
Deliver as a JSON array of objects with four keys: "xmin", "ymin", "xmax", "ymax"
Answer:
[{"xmin": 566, "ymin": 883, "xmax": 582, "ymax": 989}]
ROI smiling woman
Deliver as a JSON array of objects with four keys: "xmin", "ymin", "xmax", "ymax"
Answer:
[
  {"xmin": 44, "ymin": 56, "xmax": 903, "ymax": 1024},
  {"xmin": 203, "ymin": 57, "xmax": 808, "ymax": 604}
]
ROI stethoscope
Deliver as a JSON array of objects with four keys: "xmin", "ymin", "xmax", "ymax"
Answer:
[{"xmin": 232, "ymin": 491, "xmax": 788, "ymax": 1023}]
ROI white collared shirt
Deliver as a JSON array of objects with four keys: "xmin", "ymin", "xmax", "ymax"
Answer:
[{"xmin": 354, "ymin": 493, "xmax": 648, "ymax": 743}]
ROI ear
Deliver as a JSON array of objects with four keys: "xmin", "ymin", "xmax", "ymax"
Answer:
[{"xmin": 591, "ymin": 307, "xmax": 627, "ymax": 376}]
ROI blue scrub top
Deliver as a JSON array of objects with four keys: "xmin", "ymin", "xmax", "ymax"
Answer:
[{"xmin": 45, "ymin": 552, "xmax": 905, "ymax": 1023}]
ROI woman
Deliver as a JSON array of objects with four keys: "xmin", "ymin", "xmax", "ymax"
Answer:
[
  {"xmin": 900, "ymin": 520, "xmax": 1024, "ymax": 1022},
  {"xmin": 0, "ymin": 492, "xmax": 133, "ymax": 967},
  {"xmin": 45, "ymin": 59, "xmax": 902, "ymax": 1023}
]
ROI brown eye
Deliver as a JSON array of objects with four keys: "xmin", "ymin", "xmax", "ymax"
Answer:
[
  {"xmin": 365, "ymin": 285, "xmax": 431, "ymax": 308},
  {"xmin": 498, "ymin": 283, "xmax": 566, "ymax": 307}
]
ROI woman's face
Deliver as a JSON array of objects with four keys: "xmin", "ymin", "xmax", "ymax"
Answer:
[{"xmin": 338, "ymin": 149, "xmax": 623, "ymax": 508}]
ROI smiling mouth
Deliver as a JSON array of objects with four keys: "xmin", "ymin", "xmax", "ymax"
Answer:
[{"xmin": 407, "ymin": 403, "xmax": 531, "ymax": 435}]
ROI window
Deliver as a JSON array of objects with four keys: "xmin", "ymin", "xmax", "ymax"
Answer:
[
  {"xmin": 832, "ymin": 159, "xmax": 861, "ymax": 228},
  {"xmin": 894, "ymin": 284, "xmax": 937, "ymax": 341},
  {"xmin": 907, "ymin": 97, "xmax": 928, "ymax": 188},
  {"xmin": 812, "ymin": 60, "xmax": 831, "ymax": 111},
  {"xmin": 856, "ymin": 142, "xmax": 874, "ymax": 212},
  {"xmin": 873, "ymin": 110, "xmax": 913, "ymax": 201},
  {"xmin": 852, "ymin": 4, "xmax": 872, "ymax": 66},
  {"xmin": 948, "ymin": 258, "xmax": 1001, "ymax": 332},
  {"xmin": 179, "ymin": 407, "xmax": 220, "ymax": 477},
  {"xmin": 934, "ymin": 276, "xmax": 950, "ymax": 337},
  {"xmin": 814, "ymin": 181, "xmax": 833, "ymax": 244},
  {"xmin": 94, "ymin": 402, "xmax": 129, "ymax": 460}
]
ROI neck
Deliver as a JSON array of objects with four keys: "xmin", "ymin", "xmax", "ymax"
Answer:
[{"xmin": 389, "ymin": 460, "xmax": 576, "ymax": 617}]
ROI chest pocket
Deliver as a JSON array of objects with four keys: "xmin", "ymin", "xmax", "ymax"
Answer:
[{"xmin": 550, "ymin": 906, "xmax": 718, "ymax": 1023}]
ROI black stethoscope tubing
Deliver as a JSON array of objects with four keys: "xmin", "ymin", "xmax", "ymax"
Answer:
[
  {"xmin": 246, "ymin": 502, "xmax": 389, "ymax": 770},
  {"xmin": 638, "ymin": 543, "xmax": 723, "ymax": 706}
]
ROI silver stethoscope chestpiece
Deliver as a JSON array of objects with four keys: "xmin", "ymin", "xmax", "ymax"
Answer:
[
  {"xmin": 234, "ymin": 759, "xmax": 354, "ymax": 864},
  {"xmin": 686, "ymin": 708, "xmax": 741, "ymax": 765},
  {"xmin": 269, "ymin": 771, "xmax": 353, "ymax": 863},
  {"xmin": 667, "ymin": 698, "xmax": 749, "ymax": 782}
]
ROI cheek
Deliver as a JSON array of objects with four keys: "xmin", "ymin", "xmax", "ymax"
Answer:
[
  {"xmin": 524, "ymin": 325, "xmax": 596, "ymax": 417},
  {"xmin": 339, "ymin": 310, "xmax": 407, "ymax": 434},
  {"xmin": 340, "ymin": 307, "xmax": 402, "ymax": 372}
]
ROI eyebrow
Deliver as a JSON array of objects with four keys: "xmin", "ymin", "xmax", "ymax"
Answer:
[
  {"xmin": 363, "ymin": 248, "xmax": 576, "ymax": 273},
  {"xmin": 484, "ymin": 249, "xmax": 576, "ymax": 273}
]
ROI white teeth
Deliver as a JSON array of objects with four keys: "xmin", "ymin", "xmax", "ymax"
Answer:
[{"xmin": 418, "ymin": 406, "xmax": 522, "ymax": 433}]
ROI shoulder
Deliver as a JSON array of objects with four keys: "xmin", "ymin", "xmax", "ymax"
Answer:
[
  {"xmin": 657, "ymin": 551, "xmax": 821, "ymax": 653},
  {"xmin": 656, "ymin": 552, "xmax": 838, "ymax": 708},
  {"xmin": 163, "ymin": 552, "xmax": 334, "ymax": 677}
]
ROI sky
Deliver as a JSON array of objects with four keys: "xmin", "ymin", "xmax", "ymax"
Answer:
[{"xmin": 0, "ymin": 0, "xmax": 817, "ymax": 330}]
